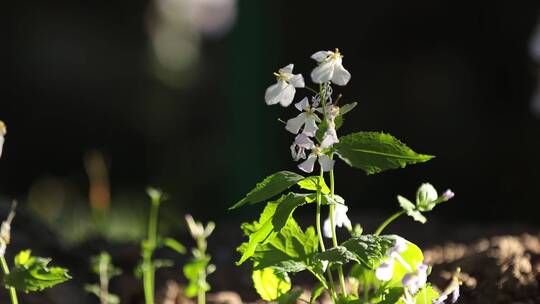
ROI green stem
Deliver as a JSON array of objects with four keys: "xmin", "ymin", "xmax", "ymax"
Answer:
[
  {"xmin": 143, "ymin": 200, "xmax": 160, "ymax": 304},
  {"xmin": 315, "ymin": 169, "xmax": 337, "ymax": 302},
  {"xmin": 374, "ymin": 210, "xmax": 405, "ymax": 236},
  {"xmin": 329, "ymin": 168, "xmax": 347, "ymax": 296},
  {"xmin": 1, "ymin": 256, "xmax": 18, "ymax": 304}
]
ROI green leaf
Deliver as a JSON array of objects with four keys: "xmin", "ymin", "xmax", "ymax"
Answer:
[
  {"xmin": 310, "ymin": 282, "xmax": 325, "ymax": 304},
  {"xmin": 414, "ymin": 285, "xmax": 440, "ymax": 304},
  {"xmin": 334, "ymin": 132, "xmax": 434, "ymax": 175},
  {"xmin": 237, "ymin": 193, "xmax": 311, "ymax": 265},
  {"xmin": 341, "ymin": 235, "xmax": 395, "ymax": 269},
  {"xmin": 246, "ymin": 218, "xmax": 319, "ymax": 273},
  {"xmin": 277, "ymin": 289, "xmax": 304, "ymax": 304},
  {"xmin": 384, "ymin": 239, "xmax": 425, "ymax": 287},
  {"xmin": 339, "ymin": 102, "xmax": 358, "ymax": 115},
  {"xmin": 398, "ymin": 196, "xmax": 427, "ymax": 223},
  {"xmin": 297, "ymin": 176, "xmax": 330, "ymax": 194},
  {"xmin": 252, "ymin": 267, "xmax": 291, "ymax": 301},
  {"xmin": 337, "ymin": 295, "xmax": 362, "ymax": 304},
  {"xmin": 89, "ymin": 252, "xmax": 121, "ymax": 278},
  {"xmin": 313, "ymin": 246, "xmax": 358, "ymax": 265},
  {"xmin": 163, "ymin": 237, "xmax": 187, "ymax": 254},
  {"xmin": 183, "ymin": 256, "xmax": 211, "ymax": 297},
  {"xmin": 229, "ymin": 171, "xmax": 304, "ymax": 209},
  {"xmin": 4, "ymin": 250, "xmax": 71, "ymax": 293}
]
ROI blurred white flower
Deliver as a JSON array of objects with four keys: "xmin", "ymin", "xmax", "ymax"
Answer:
[
  {"xmin": 323, "ymin": 203, "xmax": 352, "ymax": 238},
  {"xmin": 0, "ymin": 121, "xmax": 6, "ymax": 159},
  {"xmin": 434, "ymin": 268, "xmax": 462, "ymax": 304},
  {"xmin": 285, "ymin": 98, "xmax": 321, "ymax": 136},
  {"xmin": 402, "ymin": 263, "xmax": 428, "ymax": 295},
  {"xmin": 375, "ymin": 236, "xmax": 410, "ymax": 281},
  {"xmin": 310, "ymin": 49, "xmax": 351, "ymax": 86},
  {"xmin": 265, "ymin": 64, "xmax": 305, "ymax": 107}
]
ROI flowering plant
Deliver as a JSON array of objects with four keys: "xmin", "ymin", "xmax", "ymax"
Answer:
[{"xmin": 230, "ymin": 50, "xmax": 461, "ymax": 303}]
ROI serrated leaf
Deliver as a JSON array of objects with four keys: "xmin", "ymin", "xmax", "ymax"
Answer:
[
  {"xmin": 247, "ymin": 218, "xmax": 319, "ymax": 274},
  {"xmin": 310, "ymin": 282, "xmax": 325, "ymax": 304},
  {"xmin": 163, "ymin": 237, "xmax": 187, "ymax": 254},
  {"xmin": 341, "ymin": 235, "xmax": 395, "ymax": 269},
  {"xmin": 313, "ymin": 246, "xmax": 358, "ymax": 265},
  {"xmin": 230, "ymin": 171, "xmax": 304, "ymax": 209},
  {"xmin": 334, "ymin": 132, "xmax": 434, "ymax": 175},
  {"xmin": 297, "ymin": 176, "xmax": 330, "ymax": 194},
  {"xmin": 397, "ymin": 196, "xmax": 415, "ymax": 212},
  {"xmin": 237, "ymin": 193, "xmax": 311, "ymax": 265},
  {"xmin": 252, "ymin": 267, "xmax": 291, "ymax": 301},
  {"xmin": 4, "ymin": 250, "xmax": 71, "ymax": 293}
]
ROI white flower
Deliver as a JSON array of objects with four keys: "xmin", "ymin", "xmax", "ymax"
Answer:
[
  {"xmin": 434, "ymin": 268, "xmax": 462, "ymax": 304},
  {"xmin": 265, "ymin": 64, "xmax": 305, "ymax": 107},
  {"xmin": 297, "ymin": 147, "xmax": 334, "ymax": 173},
  {"xmin": 402, "ymin": 263, "xmax": 428, "ymax": 295},
  {"xmin": 285, "ymin": 98, "xmax": 321, "ymax": 136},
  {"xmin": 375, "ymin": 236, "xmax": 411, "ymax": 281},
  {"xmin": 290, "ymin": 133, "xmax": 315, "ymax": 161},
  {"xmin": 310, "ymin": 49, "xmax": 351, "ymax": 86},
  {"xmin": 0, "ymin": 121, "xmax": 6, "ymax": 159},
  {"xmin": 323, "ymin": 203, "xmax": 352, "ymax": 238},
  {"xmin": 316, "ymin": 104, "xmax": 340, "ymax": 149}
]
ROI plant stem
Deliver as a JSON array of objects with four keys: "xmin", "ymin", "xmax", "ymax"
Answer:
[
  {"xmin": 315, "ymin": 169, "xmax": 337, "ymax": 302},
  {"xmin": 374, "ymin": 210, "xmax": 405, "ymax": 236},
  {"xmin": 329, "ymin": 167, "xmax": 347, "ymax": 296},
  {"xmin": 1, "ymin": 256, "xmax": 18, "ymax": 304},
  {"xmin": 143, "ymin": 200, "xmax": 160, "ymax": 304}
]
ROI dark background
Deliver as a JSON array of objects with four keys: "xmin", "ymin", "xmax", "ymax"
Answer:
[
  {"xmin": 2, "ymin": 0, "xmax": 540, "ymax": 247},
  {"xmin": 2, "ymin": 1, "xmax": 540, "ymax": 302}
]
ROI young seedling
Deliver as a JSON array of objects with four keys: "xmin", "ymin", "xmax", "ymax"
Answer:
[
  {"xmin": 139, "ymin": 187, "xmax": 186, "ymax": 304},
  {"xmin": 230, "ymin": 49, "xmax": 460, "ymax": 304},
  {"xmin": 85, "ymin": 251, "xmax": 121, "ymax": 304},
  {"xmin": 183, "ymin": 215, "xmax": 215, "ymax": 304}
]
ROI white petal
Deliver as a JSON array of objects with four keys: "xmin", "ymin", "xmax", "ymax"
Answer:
[
  {"xmin": 450, "ymin": 286, "xmax": 460, "ymax": 303},
  {"xmin": 294, "ymin": 97, "xmax": 310, "ymax": 112},
  {"xmin": 279, "ymin": 64, "xmax": 294, "ymax": 74},
  {"xmin": 279, "ymin": 84, "xmax": 296, "ymax": 107},
  {"xmin": 295, "ymin": 133, "xmax": 315, "ymax": 149},
  {"xmin": 298, "ymin": 154, "xmax": 317, "ymax": 173},
  {"xmin": 290, "ymin": 143, "xmax": 298, "ymax": 160},
  {"xmin": 318, "ymin": 154, "xmax": 335, "ymax": 172},
  {"xmin": 311, "ymin": 61, "xmax": 334, "ymax": 84},
  {"xmin": 289, "ymin": 74, "xmax": 305, "ymax": 88},
  {"xmin": 335, "ymin": 204, "xmax": 352, "ymax": 230},
  {"xmin": 302, "ymin": 116, "xmax": 319, "ymax": 137},
  {"xmin": 320, "ymin": 129, "xmax": 339, "ymax": 149},
  {"xmin": 311, "ymin": 51, "xmax": 331, "ymax": 62},
  {"xmin": 375, "ymin": 259, "xmax": 394, "ymax": 281},
  {"xmin": 0, "ymin": 136, "xmax": 4, "ymax": 159},
  {"xmin": 285, "ymin": 113, "xmax": 307, "ymax": 134},
  {"xmin": 323, "ymin": 218, "xmax": 333, "ymax": 238},
  {"xmin": 331, "ymin": 63, "xmax": 351, "ymax": 86},
  {"xmin": 264, "ymin": 82, "xmax": 282, "ymax": 105}
]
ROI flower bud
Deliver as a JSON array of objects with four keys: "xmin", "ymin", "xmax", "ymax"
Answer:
[
  {"xmin": 442, "ymin": 189, "xmax": 455, "ymax": 201},
  {"xmin": 416, "ymin": 183, "xmax": 438, "ymax": 210}
]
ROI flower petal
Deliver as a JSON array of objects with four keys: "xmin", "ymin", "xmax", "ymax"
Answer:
[
  {"xmin": 279, "ymin": 64, "xmax": 294, "ymax": 74},
  {"xmin": 294, "ymin": 97, "xmax": 310, "ymax": 112},
  {"xmin": 298, "ymin": 154, "xmax": 317, "ymax": 173},
  {"xmin": 311, "ymin": 61, "xmax": 334, "ymax": 84},
  {"xmin": 311, "ymin": 51, "xmax": 331, "ymax": 62},
  {"xmin": 289, "ymin": 74, "xmax": 305, "ymax": 88},
  {"xmin": 323, "ymin": 218, "xmax": 332, "ymax": 238},
  {"xmin": 375, "ymin": 259, "xmax": 394, "ymax": 281},
  {"xmin": 279, "ymin": 84, "xmax": 296, "ymax": 107},
  {"xmin": 295, "ymin": 133, "xmax": 315, "ymax": 149},
  {"xmin": 450, "ymin": 286, "xmax": 460, "ymax": 303},
  {"xmin": 318, "ymin": 154, "xmax": 335, "ymax": 172},
  {"xmin": 302, "ymin": 116, "xmax": 319, "ymax": 137},
  {"xmin": 264, "ymin": 82, "xmax": 283, "ymax": 105},
  {"xmin": 331, "ymin": 63, "xmax": 351, "ymax": 86},
  {"xmin": 0, "ymin": 136, "xmax": 4, "ymax": 159},
  {"xmin": 285, "ymin": 113, "xmax": 307, "ymax": 134}
]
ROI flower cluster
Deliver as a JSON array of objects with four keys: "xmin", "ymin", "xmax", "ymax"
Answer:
[
  {"xmin": 264, "ymin": 49, "xmax": 350, "ymax": 174},
  {"xmin": 264, "ymin": 49, "xmax": 353, "ymax": 237}
]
